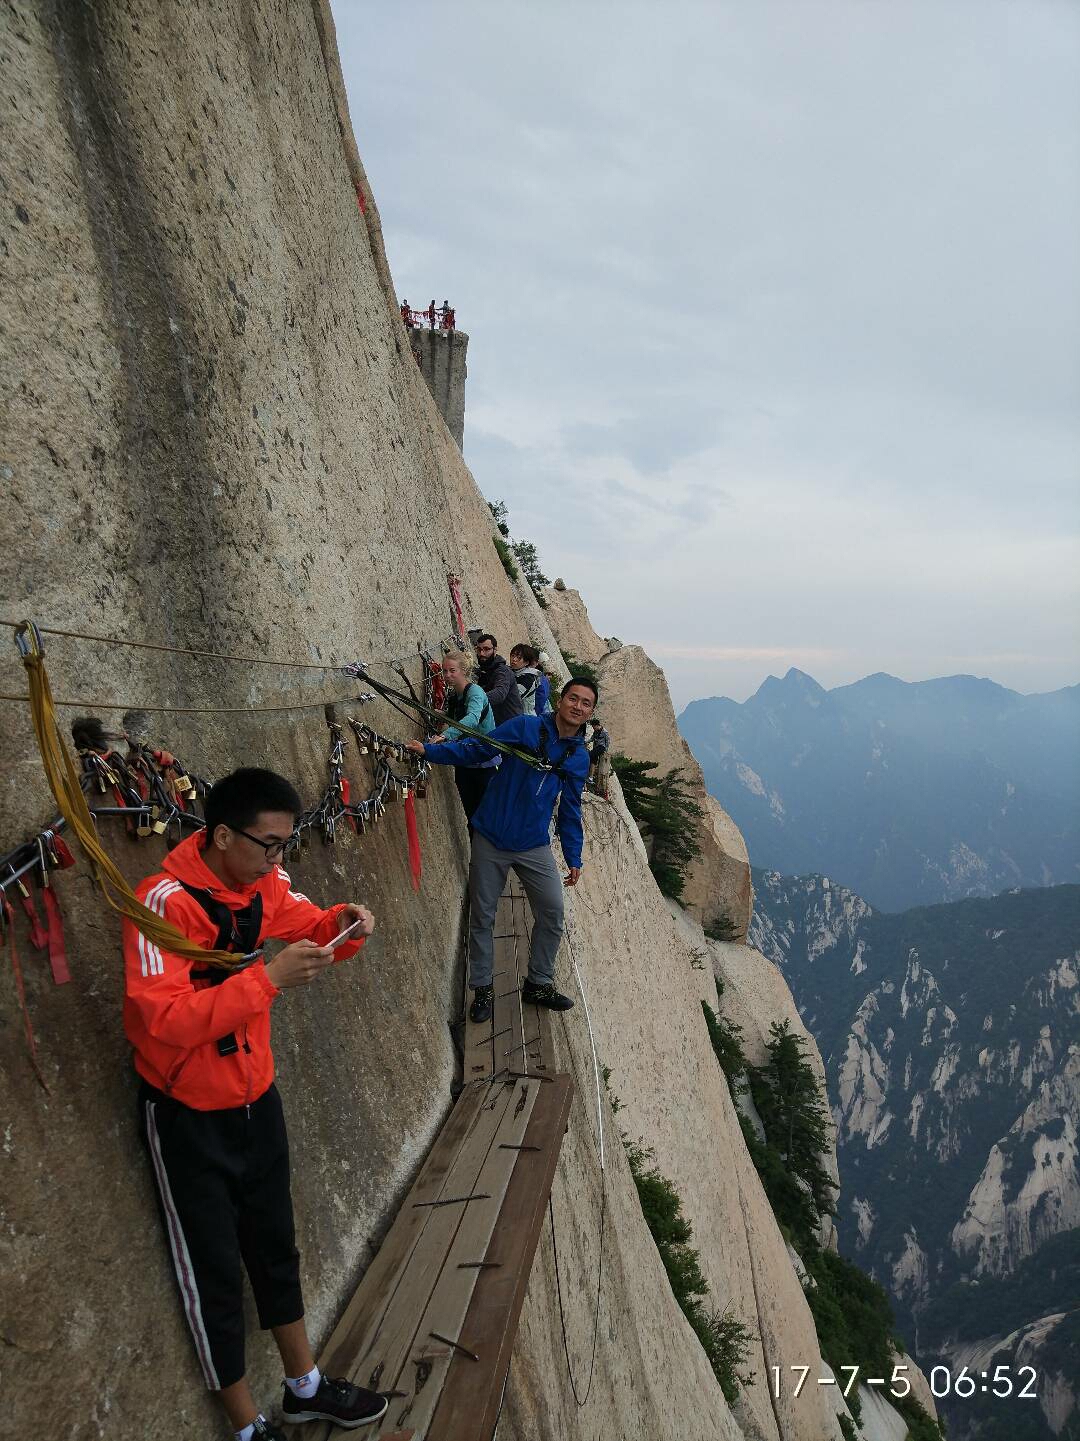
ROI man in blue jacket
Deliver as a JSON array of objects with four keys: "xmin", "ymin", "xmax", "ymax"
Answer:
[{"xmin": 407, "ymin": 677, "xmax": 596, "ymax": 1022}]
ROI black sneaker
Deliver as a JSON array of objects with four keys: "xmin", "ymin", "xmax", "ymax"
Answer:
[
  {"xmin": 250, "ymin": 1418, "xmax": 286, "ymax": 1441},
  {"xmin": 469, "ymin": 985, "xmax": 494, "ymax": 1023},
  {"xmin": 280, "ymin": 1375, "xmax": 388, "ymax": 1429},
  {"xmin": 522, "ymin": 978, "xmax": 574, "ymax": 1011}
]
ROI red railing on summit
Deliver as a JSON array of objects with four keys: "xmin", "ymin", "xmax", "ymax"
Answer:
[{"xmin": 400, "ymin": 300, "xmax": 456, "ymax": 331}]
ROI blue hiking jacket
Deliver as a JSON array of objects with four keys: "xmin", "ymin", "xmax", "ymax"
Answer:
[
  {"xmin": 535, "ymin": 673, "xmax": 551, "ymax": 715},
  {"xmin": 423, "ymin": 712, "xmax": 589, "ymax": 867}
]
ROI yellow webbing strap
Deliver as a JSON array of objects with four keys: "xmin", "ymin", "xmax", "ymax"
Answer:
[{"xmin": 17, "ymin": 622, "xmax": 243, "ymax": 969}]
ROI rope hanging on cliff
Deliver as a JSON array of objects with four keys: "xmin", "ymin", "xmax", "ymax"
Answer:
[{"xmin": 14, "ymin": 622, "xmax": 247, "ymax": 970}]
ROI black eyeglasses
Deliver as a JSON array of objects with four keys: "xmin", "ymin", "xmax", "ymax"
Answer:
[{"xmin": 229, "ymin": 826, "xmax": 296, "ymax": 862}]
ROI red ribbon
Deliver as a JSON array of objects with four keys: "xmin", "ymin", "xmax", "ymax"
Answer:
[
  {"xmin": 426, "ymin": 657, "xmax": 446, "ymax": 712},
  {"xmin": 3, "ymin": 895, "xmax": 50, "ymax": 1093},
  {"xmin": 404, "ymin": 791, "xmax": 422, "ymax": 892},
  {"xmin": 447, "ymin": 573, "xmax": 465, "ymax": 646},
  {"xmin": 340, "ymin": 776, "xmax": 359, "ymax": 833},
  {"xmin": 42, "ymin": 886, "xmax": 71, "ymax": 986},
  {"xmin": 18, "ymin": 887, "xmax": 49, "ymax": 951}
]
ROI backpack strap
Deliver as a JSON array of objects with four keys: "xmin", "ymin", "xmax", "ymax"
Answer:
[
  {"xmin": 176, "ymin": 881, "xmax": 263, "ymax": 961},
  {"xmin": 174, "ymin": 881, "xmax": 264, "ymax": 1057}
]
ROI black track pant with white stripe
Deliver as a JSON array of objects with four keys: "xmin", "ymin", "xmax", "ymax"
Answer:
[{"xmin": 139, "ymin": 1081, "xmax": 304, "ymax": 1390}]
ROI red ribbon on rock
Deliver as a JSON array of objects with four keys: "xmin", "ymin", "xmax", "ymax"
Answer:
[
  {"xmin": 426, "ymin": 657, "xmax": 446, "ymax": 713},
  {"xmin": 447, "ymin": 572, "xmax": 465, "ymax": 647},
  {"xmin": 17, "ymin": 883, "xmax": 49, "ymax": 951},
  {"xmin": 404, "ymin": 791, "xmax": 421, "ymax": 892},
  {"xmin": 340, "ymin": 776, "xmax": 359, "ymax": 833},
  {"xmin": 42, "ymin": 885, "xmax": 71, "ymax": 986},
  {"xmin": 2, "ymin": 894, "xmax": 50, "ymax": 1093}
]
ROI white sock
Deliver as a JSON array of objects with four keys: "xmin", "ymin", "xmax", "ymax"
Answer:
[
  {"xmin": 235, "ymin": 1419, "xmax": 262, "ymax": 1441},
  {"xmin": 285, "ymin": 1364, "xmax": 321, "ymax": 1399}
]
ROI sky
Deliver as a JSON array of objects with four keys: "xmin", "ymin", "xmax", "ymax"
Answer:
[{"xmin": 331, "ymin": 1, "xmax": 1080, "ymax": 708}]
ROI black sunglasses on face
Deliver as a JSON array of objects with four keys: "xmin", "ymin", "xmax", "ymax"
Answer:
[{"xmin": 229, "ymin": 826, "xmax": 295, "ymax": 862}]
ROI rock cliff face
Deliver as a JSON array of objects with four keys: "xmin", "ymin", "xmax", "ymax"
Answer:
[
  {"xmin": 1, "ymin": 6, "xmax": 920, "ymax": 1439},
  {"xmin": 543, "ymin": 587, "xmax": 752, "ymax": 940}
]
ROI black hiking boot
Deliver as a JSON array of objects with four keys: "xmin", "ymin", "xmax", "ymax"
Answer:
[
  {"xmin": 469, "ymin": 985, "xmax": 494, "ymax": 1023},
  {"xmin": 280, "ymin": 1375, "xmax": 388, "ymax": 1429},
  {"xmin": 521, "ymin": 978, "xmax": 574, "ymax": 1011}
]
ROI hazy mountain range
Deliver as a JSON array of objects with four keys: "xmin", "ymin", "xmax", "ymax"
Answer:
[
  {"xmin": 678, "ymin": 670, "xmax": 1080, "ymax": 912},
  {"xmin": 750, "ymin": 871, "xmax": 1080, "ymax": 1441}
]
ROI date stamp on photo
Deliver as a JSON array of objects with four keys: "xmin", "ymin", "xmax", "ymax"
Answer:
[{"xmin": 771, "ymin": 1363, "xmax": 1039, "ymax": 1401}]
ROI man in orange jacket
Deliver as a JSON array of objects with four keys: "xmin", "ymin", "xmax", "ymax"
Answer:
[{"xmin": 123, "ymin": 767, "xmax": 386, "ymax": 1441}]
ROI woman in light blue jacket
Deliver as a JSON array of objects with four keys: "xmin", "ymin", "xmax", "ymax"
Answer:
[{"xmin": 429, "ymin": 650, "xmax": 497, "ymax": 822}]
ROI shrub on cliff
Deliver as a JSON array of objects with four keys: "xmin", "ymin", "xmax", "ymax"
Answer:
[
  {"xmin": 611, "ymin": 754, "xmax": 703, "ymax": 901},
  {"xmin": 486, "ymin": 498, "xmax": 548, "ymax": 603},
  {"xmin": 621, "ymin": 1134, "xmax": 755, "ymax": 1405}
]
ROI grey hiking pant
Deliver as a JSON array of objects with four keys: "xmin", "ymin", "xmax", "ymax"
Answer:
[{"xmin": 468, "ymin": 830, "xmax": 564, "ymax": 990}]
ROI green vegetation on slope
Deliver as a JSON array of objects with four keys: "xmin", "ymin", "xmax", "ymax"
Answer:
[
  {"xmin": 921, "ymin": 1227, "xmax": 1080, "ymax": 1349},
  {"xmin": 703, "ymin": 985, "xmax": 945, "ymax": 1439},
  {"xmin": 604, "ymin": 1074, "xmax": 755, "ymax": 1406},
  {"xmin": 611, "ymin": 753, "xmax": 703, "ymax": 901}
]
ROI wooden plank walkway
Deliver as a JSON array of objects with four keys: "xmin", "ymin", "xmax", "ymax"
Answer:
[{"xmin": 311, "ymin": 879, "xmax": 568, "ymax": 1440}]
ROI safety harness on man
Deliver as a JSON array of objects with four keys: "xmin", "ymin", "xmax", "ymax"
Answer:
[{"xmin": 176, "ymin": 882, "xmax": 265, "ymax": 1057}]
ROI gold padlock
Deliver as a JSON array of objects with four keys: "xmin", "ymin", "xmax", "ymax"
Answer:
[
  {"xmin": 174, "ymin": 773, "xmax": 191, "ymax": 792},
  {"xmin": 152, "ymin": 818, "xmax": 168, "ymax": 835}
]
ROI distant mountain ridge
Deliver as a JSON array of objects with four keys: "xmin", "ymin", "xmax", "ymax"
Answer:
[
  {"xmin": 750, "ymin": 872, "xmax": 1080, "ymax": 1440},
  {"xmin": 678, "ymin": 669, "xmax": 1080, "ymax": 911}
]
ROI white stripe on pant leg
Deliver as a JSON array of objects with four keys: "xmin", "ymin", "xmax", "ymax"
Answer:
[{"xmin": 145, "ymin": 1101, "xmax": 221, "ymax": 1389}]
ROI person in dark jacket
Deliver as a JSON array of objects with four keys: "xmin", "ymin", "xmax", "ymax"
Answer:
[
  {"xmin": 473, "ymin": 633, "xmax": 523, "ymax": 724},
  {"xmin": 509, "ymin": 643, "xmax": 543, "ymax": 715},
  {"xmin": 407, "ymin": 678, "xmax": 596, "ymax": 1022}
]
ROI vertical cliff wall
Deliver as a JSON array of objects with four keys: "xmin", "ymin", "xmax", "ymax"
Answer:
[
  {"xmin": 410, "ymin": 325, "xmax": 468, "ymax": 451},
  {"xmin": 1, "ymin": 5, "xmax": 898, "ymax": 1439}
]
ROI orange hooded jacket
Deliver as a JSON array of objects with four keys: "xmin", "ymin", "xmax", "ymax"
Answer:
[{"xmin": 122, "ymin": 831, "xmax": 364, "ymax": 1110}]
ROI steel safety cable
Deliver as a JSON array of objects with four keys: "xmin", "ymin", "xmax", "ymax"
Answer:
[{"xmin": 0, "ymin": 616, "xmax": 462, "ymax": 677}]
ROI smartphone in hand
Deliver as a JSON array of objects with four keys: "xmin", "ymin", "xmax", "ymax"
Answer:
[{"xmin": 328, "ymin": 917, "xmax": 365, "ymax": 950}]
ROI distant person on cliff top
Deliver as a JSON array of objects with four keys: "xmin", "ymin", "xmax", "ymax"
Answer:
[
  {"xmin": 427, "ymin": 650, "xmax": 497, "ymax": 822},
  {"xmin": 473, "ymin": 632, "xmax": 523, "ymax": 724},
  {"xmin": 509, "ymin": 643, "xmax": 543, "ymax": 715},
  {"xmin": 406, "ymin": 677, "xmax": 597, "ymax": 1023},
  {"xmin": 123, "ymin": 768, "xmax": 385, "ymax": 1441}
]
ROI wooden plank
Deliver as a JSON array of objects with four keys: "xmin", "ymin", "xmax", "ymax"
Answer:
[
  {"xmin": 427, "ymin": 1075, "xmax": 575, "ymax": 1441},
  {"xmin": 378, "ymin": 1075, "xmax": 544, "ymax": 1437},
  {"xmin": 493, "ymin": 890, "xmax": 528, "ymax": 1081},
  {"xmin": 318, "ymin": 1085, "xmax": 488, "ymax": 1379},
  {"xmin": 354, "ymin": 1081, "xmax": 522, "ymax": 1404},
  {"xmin": 507, "ymin": 879, "xmax": 547, "ymax": 1078},
  {"xmin": 462, "ymin": 886, "xmax": 517, "ymax": 1079}
]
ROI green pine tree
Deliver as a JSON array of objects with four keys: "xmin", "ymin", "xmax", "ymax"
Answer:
[{"xmin": 610, "ymin": 754, "xmax": 703, "ymax": 901}]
